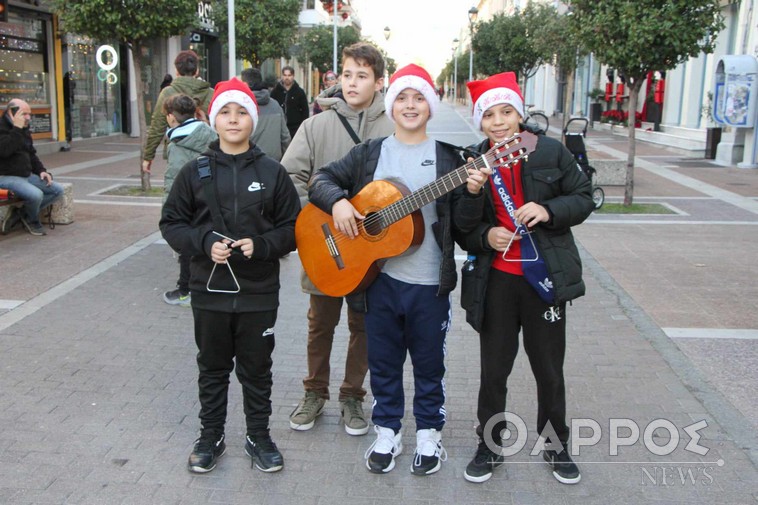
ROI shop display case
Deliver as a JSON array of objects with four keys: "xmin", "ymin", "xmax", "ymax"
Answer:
[{"xmin": 0, "ymin": 68, "xmax": 49, "ymax": 106}]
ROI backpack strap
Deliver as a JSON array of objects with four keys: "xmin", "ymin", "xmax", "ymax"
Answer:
[
  {"xmin": 336, "ymin": 113, "xmax": 361, "ymax": 145},
  {"xmin": 197, "ymin": 155, "xmax": 229, "ymax": 235}
]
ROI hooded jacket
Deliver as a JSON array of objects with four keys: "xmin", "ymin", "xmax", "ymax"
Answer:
[
  {"xmin": 163, "ymin": 119, "xmax": 217, "ymax": 199},
  {"xmin": 308, "ymin": 137, "xmax": 484, "ymax": 312},
  {"xmin": 457, "ymin": 133, "xmax": 595, "ymax": 332},
  {"xmin": 250, "ymin": 88, "xmax": 290, "ymax": 161},
  {"xmin": 281, "ymin": 90, "xmax": 394, "ymax": 296},
  {"xmin": 160, "ymin": 140, "xmax": 300, "ymax": 313},
  {"xmin": 0, "ymin": 113, "xmax": 47, "ymax": 178},
  {"xmin": 143, "ymin": 76, "xmax": 215, "ymax": 162}
]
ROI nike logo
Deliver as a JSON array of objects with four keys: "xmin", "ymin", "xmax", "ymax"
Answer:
[
  {"xmin": 262, "ymin": 327, "xmax": 275, "ymax": 337},
  {"xmin": 421, "ymin": 160, "xmax": 435, "ymax": 166},
  {"xmin": 248, "ymin": 181, "xmax": 265, "ymax": 192}
]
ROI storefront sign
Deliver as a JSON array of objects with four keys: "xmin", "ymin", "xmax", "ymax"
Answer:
[
  {"xmin": 95, "ymin": 45, "xmax": 118, "ymax": 85},
  {"xmin": 197, "ymin": 1, "xmax": 216, "ymax": 34},
  {"xmin": 29, "ymin": 107, "xmax": 52, "ymax": 140}
]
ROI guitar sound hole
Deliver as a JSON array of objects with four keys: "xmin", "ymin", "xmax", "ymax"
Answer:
[{"xmin": 362, "ymin": 212, "xmax": 384, "ymax": 238}]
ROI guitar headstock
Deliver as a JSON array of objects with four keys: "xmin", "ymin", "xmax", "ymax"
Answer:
[{"xmin": 488, "ymin": 131, "xmax": 538, "ymax": 169}]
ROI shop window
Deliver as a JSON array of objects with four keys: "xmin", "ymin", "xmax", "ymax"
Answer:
[
  {"xmin": 62, "ymin": 35, "xmax": 123, "ymax": 137},
  {"xmin": 0, "ymin": 16, "xmax": 49, "ymax": 107}
]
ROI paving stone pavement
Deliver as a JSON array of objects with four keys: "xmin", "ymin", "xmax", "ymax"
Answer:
[
  {"xmin": 0, "ymin": 236, "xmax": 754, "ymax": 504},
  {"xmin": 0, "ymin": 105, "xmax": 757, "ymax": 504}
]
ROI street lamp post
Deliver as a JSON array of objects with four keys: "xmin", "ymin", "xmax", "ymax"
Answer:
[
  {"xmin": 383, "ymin": 27, "xmax": 391, "ymax": 92},
  {"xmin": 468, "ymin": 6, "xmax": 478, "ymax": 84},
  {"xmin": 452, "ymin": 38, "xmax": 459, "ymax": 105},
  {"xmin": 333, "ymin": 1, "xmax": 339, "ymax": 73}
]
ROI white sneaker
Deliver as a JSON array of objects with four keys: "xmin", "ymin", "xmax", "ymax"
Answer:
[
  {"xmin": 411, "ymin": 428, "xmax": 447, "ymax": 476},
  {"xmin": 364, "ymin": 426, "xmax": 402, "ymax": 473}
]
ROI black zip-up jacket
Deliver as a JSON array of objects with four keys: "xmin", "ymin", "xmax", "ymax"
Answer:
[
  {"xmin": 308, "ymin": 136, "xmax": 483, "ymax": 312},
  {"xmin": 0, "ymin": 113, "xmax": 47, "ymax": 178},
  {"xmin": 271, "ymin": 81, "xmax": 309, "ymax": 132},
  {"xmin": 160, "ymin": 141, "xmax": 300, "ymax": 313},
  {"xmin": 457, "ymin": 132, "xmax": 594, "ymax": 332}
]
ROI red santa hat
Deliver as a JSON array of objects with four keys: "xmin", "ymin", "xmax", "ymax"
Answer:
[
  {"xmin": 384, "ymin": 63, "xmax": 439, "ymax": 121},
  {"xmin": 208, "ymin": 77, "xmax": 259, "ymax": 131},
  {"xmin": 467, "ymin": 72, "xmax": 524, "ymax": 130}
]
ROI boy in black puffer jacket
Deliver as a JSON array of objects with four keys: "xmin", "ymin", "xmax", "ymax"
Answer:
[
  {"xmin": 457, "ymin": 72, "xmax": 594, "ymax": 485},
  {"xmin": 160, "ymin": 78, "xmax": 300, "ymax": 475}
]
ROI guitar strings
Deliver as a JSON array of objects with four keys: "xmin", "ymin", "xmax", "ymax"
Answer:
[{"xmin": 324, "ymin": 143, "xmax": 524, "ymax": 247}]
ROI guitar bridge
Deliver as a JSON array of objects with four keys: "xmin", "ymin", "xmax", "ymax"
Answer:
[{"xmin": 322, "ymin": 223, "xmax": 345, "ymax": 270}]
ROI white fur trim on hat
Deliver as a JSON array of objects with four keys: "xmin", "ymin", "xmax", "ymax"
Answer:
[
  {"xmin": 208, "ymin": 89, "xmax": 259, "ymax": 133},
  {"xmin": 472, "ymin": 87, "xmax": 524, "ymax": 130},
  {"xmin": 384, "ymin": 75, "xmax": 439, "ymax": 121}
]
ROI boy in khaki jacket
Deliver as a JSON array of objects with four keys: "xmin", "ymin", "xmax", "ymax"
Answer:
[{"xmin": 281, "ymin": 42, "xmax": 393, "ymax": 436}]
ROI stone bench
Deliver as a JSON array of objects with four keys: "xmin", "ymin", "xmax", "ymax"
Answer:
[
  {"xmin": 584, "ymin": 149, "xmax": 626, "ymax": 186},
  {"xmin": 0, "ymin": 182, "xmax": 74, "ymax": 232},
  {"xmin": 46, "ymin": 182, "xmax": 75, "ymax": 225}
]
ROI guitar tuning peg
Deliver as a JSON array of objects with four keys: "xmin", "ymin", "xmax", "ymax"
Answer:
[{"xmin": 524, "ymin": 155, "xmax": 529, "ymax": 162}]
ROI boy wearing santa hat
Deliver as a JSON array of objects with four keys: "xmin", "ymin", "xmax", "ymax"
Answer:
[
  {"xmin": 457, "ymin": 72, "xmax": 594, "ymax": 484},
  {"xmin": 160, "ymin": 77, "xmax": 301, "ymax": 475},
  {"xmin": 308, "ymin": 64, "xmax": 490, "ymax": 475}
]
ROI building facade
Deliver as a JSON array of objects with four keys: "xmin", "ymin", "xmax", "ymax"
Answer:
[{"xmin": 471, "ymin": 0, "xmax": 758, "ymax": 167}]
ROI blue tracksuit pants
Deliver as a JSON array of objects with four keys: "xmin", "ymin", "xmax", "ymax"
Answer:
[{"xmin": 365, "ymin": 273, "xmax": 450, "ymax": 433}]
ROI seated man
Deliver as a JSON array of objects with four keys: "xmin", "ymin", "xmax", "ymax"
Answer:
[{"xmin": 0, "ymin": 99, "xmax": 64, "ymax": 236}]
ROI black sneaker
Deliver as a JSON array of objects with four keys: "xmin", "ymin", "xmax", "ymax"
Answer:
[
  {"xmin": 187, "ymin": 432, "xmax": 225, "ymax": 473},
  {"xmin": 464, "ymin": 440, "xmax": 504, "ymax": 483},
  {"xmin": 543, "ymin": 447, "xmax": 581, "ymax": 484},
  {"xmin": 20, "ymin": 217, "xmax": 46, "ymax": 236},
  {"xmin": 245, "ymin": 433, "xmax": 284, "ymax": 472},
  {"xmin": 163, "ymin": 288, "xmax": 191, "ymax": 307}
]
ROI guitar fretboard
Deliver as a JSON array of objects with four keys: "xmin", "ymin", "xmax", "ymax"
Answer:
[{"xmin": 377, "ymin": 143, "xmax": 525, "ymax": 227}]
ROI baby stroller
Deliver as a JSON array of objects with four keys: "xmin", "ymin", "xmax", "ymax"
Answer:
[{"xmin": 563, "ymin": 117, "xmax": 604, "ymax": 210}]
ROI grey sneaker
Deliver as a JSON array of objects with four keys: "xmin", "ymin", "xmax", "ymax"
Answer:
[
  {"xmin": 289, "ymin": 391, "xmax": 326, "ymax": 431},
  {"xmin": 20, "ymin": 217, "xmax": 46, "ymax": 236},
  {"xmin": 340, "ymin": 397, "xmax": 369, "ymax": 435}
]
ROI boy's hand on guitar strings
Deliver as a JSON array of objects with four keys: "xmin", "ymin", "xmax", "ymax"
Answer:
[{"xmin": 332, "ymin": 199, "xmax": 365, "ymax": 239}]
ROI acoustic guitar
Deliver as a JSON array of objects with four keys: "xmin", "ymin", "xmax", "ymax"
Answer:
[{"xmin": 295, "ymin": 131, "xmax": 538, "ymax": 297}]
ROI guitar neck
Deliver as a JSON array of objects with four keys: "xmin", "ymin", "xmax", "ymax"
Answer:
[
  {"xmin": 376, "ymin": 132, "xmax": 534, "ymax": 227},
  {"xmin": 379, "ymin": 161, "xmax": 477, "ymax": 227}
]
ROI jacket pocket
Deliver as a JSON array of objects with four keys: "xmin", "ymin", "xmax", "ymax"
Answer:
[
  {"xmin": 234, "ymin": 258, "xmax": 277, "ymax": 282},
  {"xmin": 460, "ymin": 258, "xmax": 487, "ymax": 333},
  {"xmin": 531, "ymin": 168, "xmax": 563, "ymax": 184}
]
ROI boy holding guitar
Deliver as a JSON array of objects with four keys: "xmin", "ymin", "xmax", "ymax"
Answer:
[
  {"xmin": 307, "ymin": 64, "xmax": 492, "ymax": 475},
  {"xmin": 457, "ymin": 72, "xmax": 594, "ymax": 484}
]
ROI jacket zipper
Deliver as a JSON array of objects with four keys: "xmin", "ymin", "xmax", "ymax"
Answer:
[{"xmin": 232, "ymin": 155, "xmax": 239, "ymax": 311}]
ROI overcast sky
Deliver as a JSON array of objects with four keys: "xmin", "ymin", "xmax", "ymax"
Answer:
[{"xmin": 351, "ymin": 0, "xmax": 475, "ymax": 79}]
